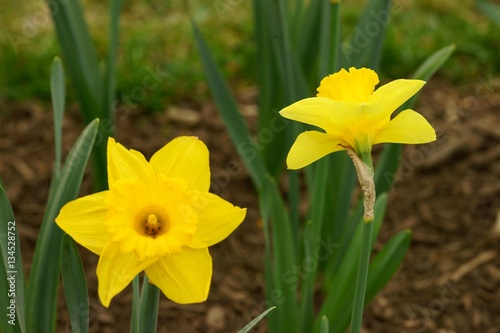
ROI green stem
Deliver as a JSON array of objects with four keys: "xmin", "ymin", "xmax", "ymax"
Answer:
[
  {"xmin": 139, "ymin": 276, "xmax": 160, "ymax": 333},
  {"xmin": 350, "ymin": 151, "xmax": 375, "ymax": 332},
  {"xmin": 350, "ymin": 216, "xmax": 373, "ymax": 333},
  {"xmin": 130, "ymin": 275, "xmax": 140, "ymax": 333}
]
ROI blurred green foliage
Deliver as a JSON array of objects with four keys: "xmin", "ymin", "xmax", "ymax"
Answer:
[{"xmin": 0, "ymin": 0, "xmax": 498, "ymax": 112}]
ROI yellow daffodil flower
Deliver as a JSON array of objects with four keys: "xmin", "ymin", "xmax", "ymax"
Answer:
[
  {"xmin": 280, "ymin": 67, "xmax": 436, "ymax": 169},
  {"xmin": 56, "ymin": 137, "xmax": 246, "ymax": 307}
]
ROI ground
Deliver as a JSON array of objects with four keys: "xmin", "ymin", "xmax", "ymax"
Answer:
[{"xmin": 0, "ymin": 77, "xmax": 499, "ymax": 332}]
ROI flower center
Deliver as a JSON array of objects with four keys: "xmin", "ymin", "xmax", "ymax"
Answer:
[
  {"xmin": 134, "ymin": 206, "xmax": 170, "ymax": 239},
  {"xmin": 106, "ymin": 177, "xmax": 198, "ymax": 258}
]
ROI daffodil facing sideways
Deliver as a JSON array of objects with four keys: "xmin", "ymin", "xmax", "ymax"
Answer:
[
  {"xmin": 56, "ymin": 137, "xmax": 246, "ymax": 307},
  {"xmin": 279, "ymin": 67, "xmax": 436, "ymax": 171},
  {"xmin": 280, "ymin": 67, "xmax": 436, "ymax": 221}
]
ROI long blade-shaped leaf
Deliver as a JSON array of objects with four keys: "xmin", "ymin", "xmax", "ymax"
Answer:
[
  {"xmin": 477, "ymin": 0, "xmax": 500, "ymax": 25},
  {"xmin": 192, "ymin": 19, "xmax": 268, "ymax": 189},
  {"xmin": 340, "ymin": 0, "xmax": 391, "ymax": 70},
  {"xmin": 365, "ymin": 229, "xmax": 411, "ymax": 302},
  {"xmin": 259, "ymin": 177, "xmax": 299, "ymax": 333},
  {"xmin": 237, "ymin": 307, "xmax": 276, "ymax": 333},
  {"xmin": 296, "ymin": 0, "xmax": 323, "ymax": 78},
  {"xmin": 319, "ymin": 316, "xmax": 329, "ymax": 333},
  {"xmin": 50, "ymin": 0, "xmax": 111, "ymax": 191},
  {"xmin": 316, "ymin": 194, "xmax": 388, "ymax": 332},
  {"xmin": 253, "ymin": 0, "xmax": 288, "ymax": 178},
  {"xmin": 103, "ymin": 0, "xmax": 122, "ymax": 120},
  {"xmin": 51, "ymin": 57, "xmax": 65, "ymax": 174},
  {"xmin": 320, "ymin": 229, "xmax": 411, "ymax": 332},
  {"xmin": 60, "ymin": 235, "xmax": 89, "ymax": 333},
  {"xmin": 299, "ymin": 220, "xmax": 316, "ymax": 333},
  {"xmin": 412, "ymin": 44, "xmax": 456, "ymax": 83},
  {"xmin": 374, "ymin": 44, "xmax": 455, "ymax": 194},
  {"xmin": 321, "ymin": 153, "xmax": 356, "ymax": 277},
  {"xmin": 0, "ymin": 186, "xmax": 26, "ymax": 333},
  {"xmin": 49, "ymin": 0, "xmax": 102, "ymax": 122},
  {"xmin": 256, "ymin": 0, "xmax": 310, "ymax": 180},
  {"xmin": 26, "ymin": 119, "xmax": 99, "ymax": 333}
]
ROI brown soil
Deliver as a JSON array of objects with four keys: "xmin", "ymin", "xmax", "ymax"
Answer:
[{"xmin": 1, "ymin": 77, "xmax": 499, "ymax": 333}]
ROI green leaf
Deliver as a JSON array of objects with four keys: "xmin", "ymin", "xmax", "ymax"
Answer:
[
  {"xmin": 318, "ymin": 1, "xmax": 341, "ymax": 78},
  {"xmin": 325, "ymin": 229, "xmax": 412, "ymax": 332},
  {"xmin": 191, "ymin": 19, "xmax": 268, "ymax": 189},
  {"xmin": 130, "ymin": 275, "xmax": 141, "ymax": 333},
  {"xmin": 298, "ymin": 220, "xmax": 316, "ymax": 333},
  {"xmin": 412, "ymin": 44, "xmax": 456, "ymax": 83},
  {"xmin": 258, "ymin": 0, "xmax": 306, "ymax": 239},
  {"xmin": 26, "ymin": 119, "xmax": 99, "ymax": 333},
  {"xmin": 253, "ymin": 1, "xmax": 310, "ymax": 179},
  {"xmin": 0, "ymin": 186, "xmax": 26, "ymax": 333},
  {"xmin": 365, "ymin": 229, "xmax": 412, "ymax": 303},
  {"xmin": 321, "ymin": 153, "xmax": 356, "ymax": 278},
  {"xmin": 51, "ymin": 57, "xmax": 65, "ymax": 175},
  {"xmin": 296, "ymin": 0, "xmax": 322, "ymax": 76},
  {"xmin": 253, "ymin": 0, "xmax": 288, "ymax": 178},
  {"xmin": 374, "ymin": 44, "xmax": 455, "ymax": 194},
  {"xmin": 60, "ymin": 235, "xmax": 89, "ymax": 333},
  {"xmin": 315, "ymin": 194, "xmax": 388, "ymax": 333},
  {"xmin": 258, "ymin": 177, "xmax": 299, "ymax": 333},
  {"xmin": 49, "ymin": 0, "xmax": 102, "ymax": 122},
  {"xmin": 373, "ymin": 143, "xmax": 402, "ymax": 195},
  {"xmin": 49, "ymin": 0, "xmax": 115, "ymax": 192},
  {"xmin": 237, "ymin": 307, "xmax": 276, "ymax": 333},
  {"xmin": 319, "ymin": 316, "xmax": 329, "ymax": 333},
  {"xmin": 477, "ymin": 0, "xmax": 500, "ymax": 25},
  {"xmin": 341, "ymin": 0, "xmax": 392, "ymax": 70},
  {"xmin": 103, "ymin": 0, "xmax": 122, "ymax": 121}
]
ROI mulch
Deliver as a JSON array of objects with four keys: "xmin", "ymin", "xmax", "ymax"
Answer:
[{"xmin": 0, "ymin": 77, "xmax": 499, "ymax": 332}]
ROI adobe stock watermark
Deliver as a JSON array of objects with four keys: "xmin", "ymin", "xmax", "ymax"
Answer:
[
  {"xmin": 61, "ymin": 296, "xmax": 103, "ymax": 333},
  {"xmin": 5, "ymin": 221, "xmax": 18, "ymax": 326},
  {"xmin": 208, "ymin": 112, "xmax": 287, "ymax": 194},
  {"xmin": 8, "ymin": 0, "xmax": 71, "ymax": 53},
  {"xmin": 382, "ymin": 75, "xmax": 497, "ymax": 187},
  {"xmin": 55, "ymin": 64, "xmax": 171, "ymax": 172},
  {"xmin": 233, "ymin": 234, "xmax": 339, "ymax": 330},
  {"xmin": 401, "ymin": 280, "xmax": 461, "ymax": 333},
  {"xmin": 113, "ymin": 65, "xmax": 173, "ymax": 118},
  {"xmin": 342, "ymin": 1, "xmax": 405, "ymax": 64},
  {"xmin": 213, "ymin": 0, "xmax": 245, "ymax": 21}
]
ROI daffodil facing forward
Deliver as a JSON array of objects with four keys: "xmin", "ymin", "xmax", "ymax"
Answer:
[
  {"xmin": 280, "ymin": 67, "xmax": 436, "ymax": 170},
  {"xmin": 56, "ymin": 137, "xmax": 246, "ymax": 307}
]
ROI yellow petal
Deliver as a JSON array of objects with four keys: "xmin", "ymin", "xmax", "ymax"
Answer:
[
  {"xmin": 149, "ymin": 137, "xmax": 210, "ymax": 192},
  {"xmin": 107, "ymin": 137, "xmax": 155, "ymax": 187},
  {"xmin": 55, "ymin": 191, "xmax": 110, "ymax": 255},
  {"xmin": 286, "ymin": 131, "xmax": 345, "ymax": 169},
  {"xmin": 188, "ymin": 192, "xmax": 246, "ymax": 248},
  {"xmin": 316, "ymin": 67, "xmax": 379, "ymax": 102},
  {"xmin": 97, "ymin": 243, "xmax": 157, "ymax": 307},
  {"xmin": 369, "ymin": 79, "xmax": 425, "ymax": 123},
  {"xmin": 372, "ymin": 110, "xmax": 436, "ymax": 145},
  {"xmin": 145, "ymin": 247, "xmax": 212, "ymax": 304},
  {"xmin": 279, "ymin": 97, "xmax": 337, "ymax": 132}
]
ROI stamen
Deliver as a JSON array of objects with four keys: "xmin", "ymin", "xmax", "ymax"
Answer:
[{"xmin": 145, "ymin": 213, "xmax": 161, "ymax": 238}]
